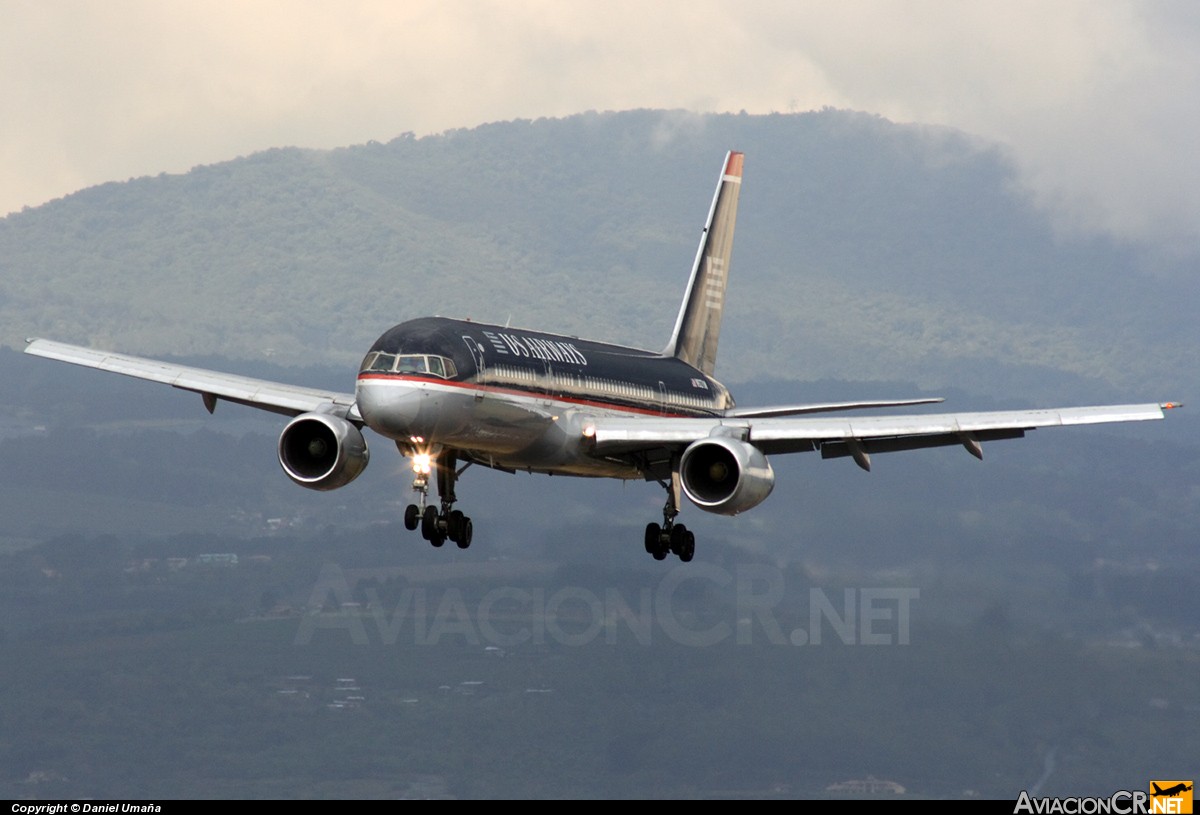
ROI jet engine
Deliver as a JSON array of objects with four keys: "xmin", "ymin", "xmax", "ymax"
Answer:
[
  {"xmin": 277, "ymin": 413, "xmax": 369, "ymax": 491},
  {"xmin": 679, "ymin": 436, "xmax": 775, "ymax": 515}
]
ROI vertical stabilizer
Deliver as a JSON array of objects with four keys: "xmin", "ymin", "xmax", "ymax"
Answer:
[{"xmin": 663, "ymin": 151, "xmax": 743, "ymax": 376}]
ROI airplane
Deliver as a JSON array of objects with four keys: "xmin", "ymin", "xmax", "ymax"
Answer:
[
  {"xmin": 24, "ymin": 151, "xmax": 1181, "ymax": 562},
  {"xmin": 1152, "ymin": 783, "xmax": 1193, "ymax": 797}
]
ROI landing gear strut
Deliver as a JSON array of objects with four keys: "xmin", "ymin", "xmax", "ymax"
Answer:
[
  {"xmin": 643, "ymin": 469, "xmax": 695, "ymax": 562},
  {"xmin": 404, "ymin": 449, "xmax": 474, "ymax": 549}
]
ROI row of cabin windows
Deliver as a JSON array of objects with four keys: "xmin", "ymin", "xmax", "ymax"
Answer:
[
  {"xmin": 486, "ymin": 364, "xmax": 714, "ymax": 410},
  {"xmin": 359, "ymin": 354, "xmax": 716, "ymax": 410},
  {"xmin": 361, "ymin": 352, "xmax": 458, "ymax": 379}
]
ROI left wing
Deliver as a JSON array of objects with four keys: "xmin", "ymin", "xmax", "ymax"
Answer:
[
  {"xmin": 588, "ymin": 402, "xmax": 1179, "ymax": 472},
  {"xmin": 24, "ymin": 339, "xmax": 360, "ymax": 421}
]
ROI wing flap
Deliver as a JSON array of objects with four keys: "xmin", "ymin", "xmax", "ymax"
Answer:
[
  {"xmin": 24, "ymin": 339, "xmax": 359, "ymax": 420},
  {"xmin": 818, "ymin": 428, "xmax": 1026, "ymax": 461}
]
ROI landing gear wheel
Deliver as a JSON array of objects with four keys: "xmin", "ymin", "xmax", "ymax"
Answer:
[
  {"xmin": 421, "ymin": 505, "xmax": 439, "ymax": 542},
  {"xmin": 456, "ymin": 517, "xmax": 473, "ymax": 549},
  {"xmin": 644, "ymin": 467, "xmax": 696, "ymax": 562},
  {"xmin": 447, "ymin": 509, "xmax": 465, "ymax": 542},
  {"xmin": 644, "ymin": 523, "xmax": 661, "ymax": 555},
  {"xmin": 679, "ymin": 529, "xmax": 696, "ymax": 563},
  {"xmin": 669, "ymin": 524, "xmax": 688, "ymax": 556},
  {"xmin": 404, "ymin": 504, "xmax": 420, "ymax": 531}
]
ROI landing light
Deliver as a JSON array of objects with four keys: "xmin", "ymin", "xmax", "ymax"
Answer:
[
  {"xmin": 582, "ymin": 424, "xmax": 596, "ymax": 438},
  {"xmin": 412, "ymin": 453, "xmax": 433, "ymax": 475}
]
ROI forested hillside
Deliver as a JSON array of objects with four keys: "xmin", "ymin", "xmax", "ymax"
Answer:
[{"xmin": 2, "ymin": 109, "xmax": 1194, "ymax": 404}]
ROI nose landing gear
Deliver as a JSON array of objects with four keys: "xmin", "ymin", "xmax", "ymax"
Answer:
[{"xmin": 404, "ymin": 448, "xmax": 474, "ymax": 549}]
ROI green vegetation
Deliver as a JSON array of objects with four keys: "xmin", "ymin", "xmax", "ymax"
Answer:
[
  {"xmin": 1, "ymin": 529, "xmax": 1197, "ymax": 799},
  {"xmin": 1, "ymin": 109, "xmax": 1195, "ymax": 404}
]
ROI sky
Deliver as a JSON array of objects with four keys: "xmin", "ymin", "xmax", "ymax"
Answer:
[{"xmin": 3, "ymin": 0, "xmax": 1199, "ymax": 252}]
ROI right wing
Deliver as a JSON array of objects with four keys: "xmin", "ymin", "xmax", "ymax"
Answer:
[
  {"xmin": 24, "ymin": 339, "xmax": 360, "ymax": 421},
  {"xmin": 588, "ymin": 402, "xmax": 1179, "ymax": 473}
]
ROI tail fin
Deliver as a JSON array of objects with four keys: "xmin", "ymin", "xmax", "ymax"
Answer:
[{"xmin": 663, "ymin": 151, "xmax": 743, "ymax": 376}]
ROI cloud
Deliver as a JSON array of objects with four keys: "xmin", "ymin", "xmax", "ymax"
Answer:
[{"xmin": 2, "ymin": 1, "xmax": 1197, "ymax": 252}]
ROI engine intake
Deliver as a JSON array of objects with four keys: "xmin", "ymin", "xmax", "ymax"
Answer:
[
  {"xmin": 679, "ymin": 436, "xmax": 775, "ymax": 515},
  {"xmin": 278, "ymin": 413, "xmax": 369, "ymax": 491}
]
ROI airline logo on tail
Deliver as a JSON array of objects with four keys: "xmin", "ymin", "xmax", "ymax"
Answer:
[{"xmin": 665, "ymin": 150, "xmax": 743, "ymax": 377}]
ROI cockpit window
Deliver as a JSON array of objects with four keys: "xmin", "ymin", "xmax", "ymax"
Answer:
[
  {"xmin": 363, "ymin": 352, "xmax": 398, "ymax": 373},
  {"xmin": 397, "ymin": 355, "xmax": 426, "ymax": 374},
  {"xmin": 361, "ymin": 352, "xmax": 457, "ymax": 379}
]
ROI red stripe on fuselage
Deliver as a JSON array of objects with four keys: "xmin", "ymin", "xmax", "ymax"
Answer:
[{"xmin": 355, "ymin": 372, "xmax": 709, "ymax": 419}]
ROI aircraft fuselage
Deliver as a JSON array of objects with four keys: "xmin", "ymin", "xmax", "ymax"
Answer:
[{"xmin": 355, "ymin": 316, "xmax": 734, "ymax": 478}]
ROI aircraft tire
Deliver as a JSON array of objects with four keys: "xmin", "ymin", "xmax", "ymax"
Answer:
[
  {"xmin": 404, "ymin": 504, "xmax": 420, "ymax": 531},
  {"xmin": 456, "ymin": 518, "xmax": 473, "ymax": 549},
  {"xmin": 448, "ymin": 509, "xmax": 465, "ymax": 542},
  {"xmin": 669, "ymin": 524, "xmax": 688, "ymax": 555},
  {"xmin": 644, "ymin": 523, "xmax": 661, "ymax": 554},
  {"xmin": 421, "ymin": 505, "xmax": 439, "ymax": 541},
  {"xmin": 679, "ymin": 530, "xmax": 696, "ymax": 563}
]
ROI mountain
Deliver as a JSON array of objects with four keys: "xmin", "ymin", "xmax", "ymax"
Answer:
[{"xmin": 1, "ymin": 109, "xmax": 1194, "ymax": 406}]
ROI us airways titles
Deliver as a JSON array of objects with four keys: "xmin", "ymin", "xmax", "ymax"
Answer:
[{"xmin": 479, "ymin": 330, "xmax": 589, "ymax": 366}]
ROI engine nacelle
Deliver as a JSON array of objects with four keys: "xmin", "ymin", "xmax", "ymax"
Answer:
[
  {"xmin": 679, "ymin": 436, "xmax": 775, "ymax": 515},
  {"xmin": 277, "ymin": 413, "xmax": 370, "ymax": 491}
]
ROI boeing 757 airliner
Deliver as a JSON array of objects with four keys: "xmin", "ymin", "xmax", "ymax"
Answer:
[{"xmin": 25, "ymin": 152, "xmax": 1181, "ymax": 562}]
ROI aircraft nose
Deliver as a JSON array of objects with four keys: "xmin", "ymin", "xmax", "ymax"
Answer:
[{"xmin": 355, "ymin": 379, "xmax": 424, "ymax": 438}]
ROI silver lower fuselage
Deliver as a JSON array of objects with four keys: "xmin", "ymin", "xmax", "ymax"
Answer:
[{"xmin": 355, "ymin": 375, "xmax": 642, "ymax": 478}]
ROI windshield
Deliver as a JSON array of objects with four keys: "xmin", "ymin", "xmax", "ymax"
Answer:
[{"xmin": 360, "ymin": 352, "xmax": 457, "ymax": 379}]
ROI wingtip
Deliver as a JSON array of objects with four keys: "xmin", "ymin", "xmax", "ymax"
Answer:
[{"xmin": 1161, "ymin": 401, "xmax": 1184, "ymax": 410}]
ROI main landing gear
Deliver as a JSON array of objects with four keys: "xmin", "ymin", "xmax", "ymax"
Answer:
[
  {"xmin": 403, "ymin": 450, "xmax": 474, "ymax": 549},
  {"xmin": 643, "ymin": 471, "xmax": 695, "ymax": 562}
]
